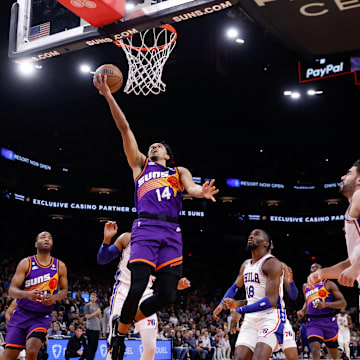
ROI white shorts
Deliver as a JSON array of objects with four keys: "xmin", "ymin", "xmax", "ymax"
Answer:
[
  {"xmin": 235, "ymin": 309, "xmax": 283, "ymax": 352},
  {"xmin": 110, "ymin": 281, "xmax": 158, "ymax": 334},
  {"xmin": 274, "ymin": 318, "xmax": 297, "ymax": 352},
  {"xmin": 338, "ymin": 329, "xmax": 350, "ymax": 344}
]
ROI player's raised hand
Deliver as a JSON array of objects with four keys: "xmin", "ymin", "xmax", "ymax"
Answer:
[
  {"xmin": 177, "ymin": 277, "xmax": 191, "ymax": 290},
  {"xmin": 93, "ymin": 73, "xmax": 111, "ymax": 96},
  {"xmin": 283, "ymin": 264, "xmax": 294, "ymax": 283},
  {"xmin": 213, "ymin": 303, "xmax": 224, "ymax": 321},
  {"xmin": 307, "ymin": 269, "xmax": 323, "ymax": 288},
  {"xmin": 104, "ymin": 221, "xmax": 118, "ymax": 240},
  {"xmin": 202, "ymin": 179, "xmax": 219, "ymax": 202}
]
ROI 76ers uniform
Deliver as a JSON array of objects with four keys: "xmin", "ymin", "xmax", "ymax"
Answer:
[
  {"xmin": 345, "ymin": 206, "xmax": 360, "ymax": 284},
  {"xmin": 236, "ymin": 254, "xmax": 284, "ymax": 352},
  {"xmin": 5, "ymin": 256, "xmax": 59, "ymax": 349},
  {"xmin": 110, "ymin": 242, "xmax": 157, "ymax": 337},
  {"xmin": 304, "ymin": 280, "xmax": 339, "ymax": 344},
  {"xmin": 130, "ymin": 159, "xmax": 184, "ymax": 273}
]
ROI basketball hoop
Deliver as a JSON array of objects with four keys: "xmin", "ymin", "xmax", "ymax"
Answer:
[{"xmin": 114, "ymin": 24, "xmax": 177, "ymax": 96}]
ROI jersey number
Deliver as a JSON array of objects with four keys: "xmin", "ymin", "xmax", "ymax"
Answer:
[
  {"xmin": 246, "ymin": 285, "xmax": 254, "ymax": 298},
  {"xmin": 155, "ymin": 187, "xmax": 171, "ymax": 202}
]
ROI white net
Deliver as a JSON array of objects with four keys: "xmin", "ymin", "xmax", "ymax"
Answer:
[{"xmin": 114, "ymin": 25, "xmax": 177, "ymax": 96}]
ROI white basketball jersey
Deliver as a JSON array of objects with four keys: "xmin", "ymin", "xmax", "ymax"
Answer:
[
  {"xmin": 243, "ymin": 254, "xmax": 284, "ymax": 309},
  {"xmin": 114, "ymin": 243, "xmax": 155, "ymax": 288},
  {"xmin": 337, "ymin": 314, "xmax": 349, "ymax": 331},
  {"xmin": 344, "ymin": 206, "xmax": 360, "ymax": 283}
]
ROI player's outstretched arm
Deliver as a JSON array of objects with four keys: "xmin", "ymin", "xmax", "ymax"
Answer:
[
  {"xmin": 93, "ymin": 74, "xmax": 145, "ymax": 173},
  {"xmin": 307, "ymin": 259, "xmax": 351, "ymax": 286},
  {"xmin": 178, "ymin": 167, "xmax": 219, "ymax": 202}
]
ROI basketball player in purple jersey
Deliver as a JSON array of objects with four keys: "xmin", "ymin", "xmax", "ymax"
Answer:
[
  {"xmin": 308, "ymin": 159, "xmax": 360, "ymax": 288},
  {"xmin": 297, "ymin": 263, "xmax": 346, "ymax": 360},
  {"xmin": 4, "ymin": 231, "xmax": 68, "ymax": 360},
  {"xmin": 93, "ymin": 74, "xmax": 219, "ymax": 360}
]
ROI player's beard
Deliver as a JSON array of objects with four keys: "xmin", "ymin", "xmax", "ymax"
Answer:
[
  {"xmin": 37, "ymin": 243, "xmax": 53, "ymax": 253},
  {"xmin": 246, "ymin": 243, "xmax": 259, "ymax": 251},
  {"xmin": 150, "ymin": 154, "xmax": 159, "ymax": 162},
  {"xmin": 339, "ymin": 178, "xmax": 356, "ymax": 197}
]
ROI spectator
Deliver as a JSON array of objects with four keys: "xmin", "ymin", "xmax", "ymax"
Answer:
[
  {"xmin": 169, "ymin": 312, "xmax": 179, "ymax": 327},
  {"xmin": 102, "ymin": 298, "xmax": 111, "ymax": 340},
  {"xmin": 224, "ymin": 334, "xmax": 231, "ymax": 360},
  {"xmin": 172, "ymin": 330, "xmax": 189, "ymax": 360},
  {"xmin": 67, "ymin": 324, "xmax": 76, "ymax": 337},
  {"xmin": 65, "ymin": 325, "xmax": 88, "ymax": 360},
  {"xmin": 197, "ymin": 335, "xmax": 208, "ymax": 360},
  {"xmin": 202, "ymin": 331, "xmax": 214, "ymax": 360},
  {"xmin": 48, "ymin": 322, "xmax": 62, "ymax": 336},
  {"xmin": 84, "ymin": 293, "xmax": 101, "ymax": 360},
  {"xmin": 185, "ymin": 330, "xmax": 200, "ymax": 360}
]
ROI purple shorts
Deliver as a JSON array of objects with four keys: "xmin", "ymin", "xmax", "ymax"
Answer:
[
  {"xmin": 130, "ymin": 218, "xmax": 183, "ymax": 271},
  {"xmin": 5, "ymin": 307, "xmax": 51, "ymax": 349},
  {"xmin": 306, "ymin": 315, "xmax": 339, "ymax": 342}
]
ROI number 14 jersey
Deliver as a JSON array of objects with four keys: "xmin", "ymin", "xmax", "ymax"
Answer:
[{"xmin": 134, "ymin": 158, "xmax": 184, "ymax": 218}]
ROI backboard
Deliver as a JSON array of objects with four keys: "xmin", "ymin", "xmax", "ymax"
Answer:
[{"xmin": 9, "ymin": 0, "xmax": 238, "ymax": 63}]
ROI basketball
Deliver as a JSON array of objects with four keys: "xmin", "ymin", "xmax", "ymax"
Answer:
[{"xmin": 95, "ymin": 64, "xmax": 123, "ymax": 93}]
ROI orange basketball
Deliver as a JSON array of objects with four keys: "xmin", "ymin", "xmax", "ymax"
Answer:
[{"xmin": 95, "ymin": 64, "xmax": 123, "ymax": 93}]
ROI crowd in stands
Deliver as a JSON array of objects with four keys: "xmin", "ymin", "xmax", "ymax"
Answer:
[{"xmin": 1, "ymin": 256, "xmax": 360, "ymax": 359}]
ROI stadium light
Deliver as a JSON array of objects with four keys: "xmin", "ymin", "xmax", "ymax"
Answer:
[
  {"xmin": 226, "ymin": 28, "xmax": 239, "ymax": 39},
  {"xmin": 80, "ymin": 64, "xmax": 92, "ymax": 73}
]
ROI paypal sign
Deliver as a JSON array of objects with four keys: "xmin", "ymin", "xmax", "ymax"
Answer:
[{"xmin": 48, "ymin": 339, "xmax": 171, "ymax": 360}]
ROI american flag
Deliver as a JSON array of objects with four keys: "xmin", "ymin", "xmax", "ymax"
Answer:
[{"xmin": 28, "ymin": 22, "xmax": 50, "ymax": 41}]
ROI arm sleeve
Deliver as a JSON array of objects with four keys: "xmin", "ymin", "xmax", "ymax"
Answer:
[
  {"xmin": 97, "ymin": 243, "xmax": 121, "ymax": 265},
  {"xmin": 287, "ymin": 281, "xmax": 299, "ymax": 300},
  {"xmin": 236, "ymin": 297, "xmax": 272, "ymax": 314},
  {"xmin": 221, "ymin": 284, "xmax": 240, "ymax": 304}
]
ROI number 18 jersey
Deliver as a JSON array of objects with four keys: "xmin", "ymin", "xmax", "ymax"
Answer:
[
  {"xmin": 134, "ymin": 158, "xmax": 184, "ymax": 218},
  {"xmin": 243, "ymin": 254, "xmax": 284, "ymax": 310}
]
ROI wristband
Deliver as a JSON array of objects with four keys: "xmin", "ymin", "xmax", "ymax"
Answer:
[
  {"xmin": 221, "ymin": 284, "xmax": 240, "ymax": 304},
  {"xmin": 97, "ymin": 243, "xmax": 121, "ymax": 265},
  {"xmin": 288, "ymin": 281, "xmax": 298, "ymax": 300},
  {"xmin": 236, "ymin": 296, "xmax": 272, "ymax": 314}
]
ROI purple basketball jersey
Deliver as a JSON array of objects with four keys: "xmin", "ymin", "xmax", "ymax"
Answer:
[
  {"xmin": 134, "ymin": 158, "xmax": 183, "ymax": 218},
  {"xmin": 17, "ymin": 256, "xmax": 59, "ymax": 314},
  {"xmin": 305, "ymin": 279, "xmax": 335, "ymax": 316}
]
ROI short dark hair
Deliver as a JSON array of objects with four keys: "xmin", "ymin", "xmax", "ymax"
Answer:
[
  {"xmin": 353, "ymin": 159, "xmax": 360, "ymax": 176},
  {"xmin": 160, "ymin": 141, "xmax": 174, "ymax": 167},
  {"xmin": 76, "ymin": 325, "xmax": 84, "ymax": 331}
]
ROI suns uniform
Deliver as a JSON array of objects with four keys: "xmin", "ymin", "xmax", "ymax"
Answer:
[
  {"xmin": 5, "ymin": 256, "xmax": 59, "ymax": 349},
  {"xmin": 235, "ymin": 254, "xmax": 284, "ymax": 352},
  {"xmin": 109, "ymin": 242, "xmax": 157, "ymax": 336},
  {"xmin": 304, "ymin": 279, "xmax": 339, "ymax": 345},
  {"xmin": 344, "ymin": 205, "xmax": 360, "ymax": 284},
  {"xmin": 130, "ymin": 158, "xmax": 184, "ymax": 274}
]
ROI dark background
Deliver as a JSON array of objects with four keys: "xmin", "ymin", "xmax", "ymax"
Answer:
[{"xmin": 0, "ymin": 0, "xmax": 360, "ymax": 311}]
